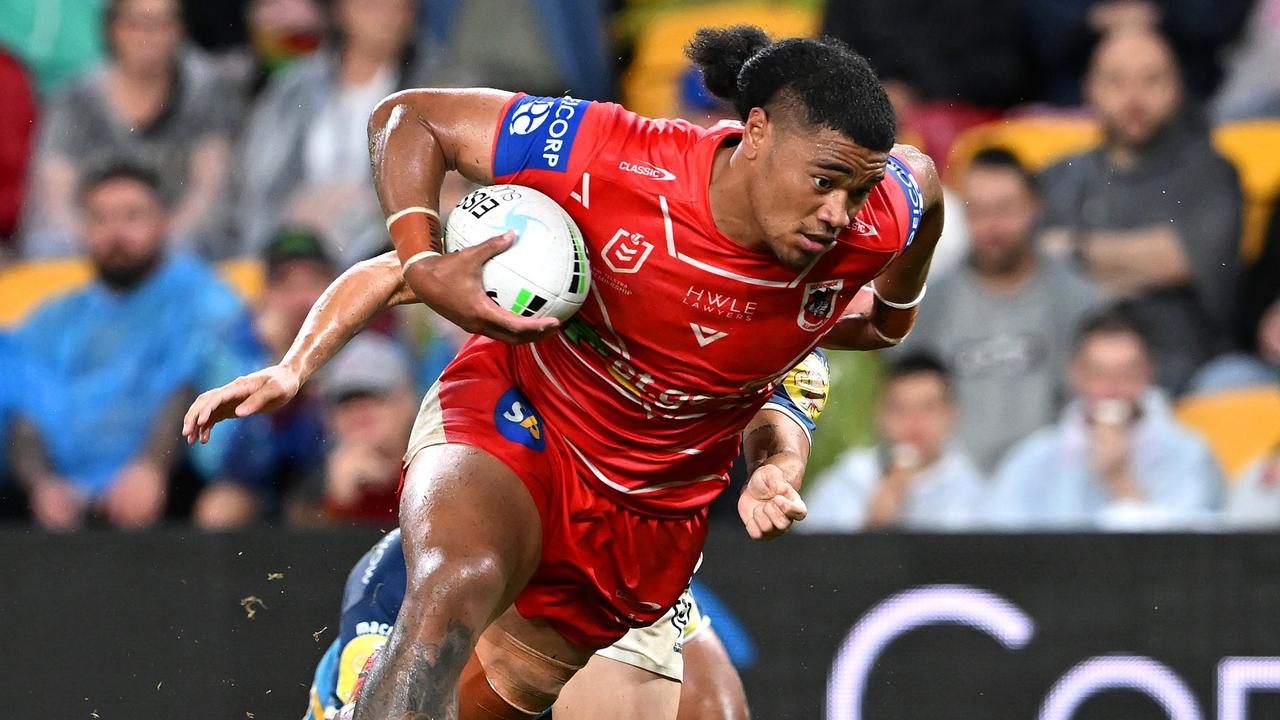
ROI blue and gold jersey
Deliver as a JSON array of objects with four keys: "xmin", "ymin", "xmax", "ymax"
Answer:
[
  {"xmin": 305, "ymin": 531, "xmax": 404, "ymax": 720},
  {"xmin": 760, "ymin": 350, "xmax": 831, "ymax": 443}
]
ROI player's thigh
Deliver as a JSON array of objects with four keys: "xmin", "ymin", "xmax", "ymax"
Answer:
[
  {"xmin": 551, "ymin": 653, "xmax": 681, "ymax": 720},
  {"xmin": 397, "ymin": 442, "xmax": 544, "ymax": 628},
  {"xmin": 678, "ymin": 626, "xmax": 750, "ymax": 720}
]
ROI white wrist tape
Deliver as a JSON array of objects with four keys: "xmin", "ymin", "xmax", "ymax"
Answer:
[
  {"xmin": 384, "ymin": 206, "xmax": 440, "ymax": 230},
  {"xmin": 401, "ymin": 250, "xmax": 442, "ymax": 271},
  {"xmin": 871, "ymin": 324, "xmax": 910, "ymax": 346},
  {"xmin": 871, "ymin": 283, "xmax": 927, "ymax": 310}
]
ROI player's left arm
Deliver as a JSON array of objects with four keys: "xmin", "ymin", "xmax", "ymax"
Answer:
[
  {"xmin": 183, "ymin": 252, "xmax": 419, "ymax": 444},
  {"xmin": 821, "ymin": 144, "xmax": 943, "ymax": 351},
  {"xmin": 737, "ymin": 353, "xmax": 830, "ymax": 540},
  {"xmin": 739, "ymin": 407, "xmax": 812, "ymax": 541}
]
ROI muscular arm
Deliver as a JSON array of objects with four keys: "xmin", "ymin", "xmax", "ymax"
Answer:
[
  {"xmin": 183, "ymin": 252, "xmax": 419, "ymax": 443},
  {"xmin": 367, "ymin": 88, "xmax": 508, "ymax": 220},
  {"xmin": 278, "ymin": 251, "xmax": 419, "ymax": 386},
  {"xmin": 742, "ymin": 408, "xmax": 812, "ymax": 494},
  {"xmin": 821, "ymin": 144, "xmax": 944, "ymax": 351},
  {"xmin": 367, "ymin": 88, "xmax": 556, "ymax": 342},
  {"xmin": 738, "ymin": 407, "xmax": 813, "ymax": 540}
]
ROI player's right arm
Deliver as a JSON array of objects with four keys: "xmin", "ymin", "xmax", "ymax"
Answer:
[
  {"xmin": 182, "ymin": 252, "xmax": 417, "ymax": 444},
  {"xmin": 821, "ymin": 144, "xmax": 943, "ymax": 351},
  {"xmin": 367, "ymin": 88, "xmax": 559, "ymax": 344}
]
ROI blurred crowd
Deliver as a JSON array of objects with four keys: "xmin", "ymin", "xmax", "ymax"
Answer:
[{"xmin": 0, "ymin": 0, "xmax": 1277, "ymax": 533}]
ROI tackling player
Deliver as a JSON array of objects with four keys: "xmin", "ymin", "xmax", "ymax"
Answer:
[
  {"xmin": 187, "ymin": 25, "xmax": 941, "ymax": 719},
  {"xmin": 310, "ymin": 532, "xmax": 737, "ymax": 720}
]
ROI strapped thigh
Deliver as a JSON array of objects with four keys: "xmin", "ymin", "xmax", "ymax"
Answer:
[{"xmin": 473, "ymin": 616, "xmax": 589, "ymax": 714}]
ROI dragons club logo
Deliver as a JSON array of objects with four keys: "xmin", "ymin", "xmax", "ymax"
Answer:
[{"xmin": 797, "ymin": 280, "xmax": 844, "ymax": 331}]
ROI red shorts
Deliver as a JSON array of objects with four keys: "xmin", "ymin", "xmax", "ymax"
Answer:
[{"xmin": 404, "ymin": 337, "xmax": 708, "ymax": 649}]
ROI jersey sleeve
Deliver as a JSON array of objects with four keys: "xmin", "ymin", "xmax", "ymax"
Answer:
[
  {"xmin": 761, "ymin": 350, "xmax": 831, "ymax": 444},
  {"xmin": 884, "ymin": 155, "xmax": 925, "ymax": 251},
  {"xmin": 491, "ymin": 94, "xmax": 623, "ymax": 203}
]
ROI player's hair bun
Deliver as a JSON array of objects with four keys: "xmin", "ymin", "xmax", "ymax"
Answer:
[
  {"xmin": 685, "ymin": 25, "xmax": 896, "ymax": 151},
  {"xmin": 685, "ymin": 25, "xmax": 772, "ymax": 107}
]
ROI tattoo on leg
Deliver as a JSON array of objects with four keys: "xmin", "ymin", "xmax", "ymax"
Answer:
[{"xmin": 352, "ymin": 620, "xmax": 474, "ymax": 720}]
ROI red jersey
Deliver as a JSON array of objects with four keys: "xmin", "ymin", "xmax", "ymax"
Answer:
[{"xmin": 488, "ymin": 94, "xmax": 924, "ymax": 515}]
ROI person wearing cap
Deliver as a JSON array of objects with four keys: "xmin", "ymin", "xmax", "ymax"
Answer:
[
  {"xmin": 258, "ymin": 227, "xmax": 341, "ymax": 358},
  {"xmin": 288, "ymin": 333, "xmax": 418, "ymax": 524},
  {"xmin": 192, "ymin": 226, "xmax": 338, "ymax": 527}
]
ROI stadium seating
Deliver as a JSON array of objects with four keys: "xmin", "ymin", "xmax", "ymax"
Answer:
[
  {"xmin": 621, "ymin": 1, "xmax": 820, "ymax": 118},
  {"xmin": 1175, "ymin": 387, "xmax": 1280, "ymax": 480},
  {"xmin": 1211, "ymin": 120, "xmax": 1280, "ymax": 262},
  {"xmin": 0, "ymin": 257, "xmax": 264, "ymax": 327},
  {"xmin": 945, "ymin": 115, "xmax": 1100, "ymax": 179},
  {"xmin": 947, "ymin": 117, "xmax": 1280, "ymax": 262},
  {"xmin": 900, "ymin": 102, "xmax": 1002, "ymax": 171}
]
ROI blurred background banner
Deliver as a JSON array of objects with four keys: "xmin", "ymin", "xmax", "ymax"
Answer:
[
  {"xmin": 6, "ymin": 527, "xmax": 1280, "ymax": 719},
  {"xmin": 698, "ymin": 531, "xmax": 1280, "ymax": 719}
]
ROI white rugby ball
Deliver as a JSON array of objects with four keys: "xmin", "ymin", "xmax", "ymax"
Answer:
[{"xmin": 445, "ymin": 184, "xmax": 590, "ymax": 322}]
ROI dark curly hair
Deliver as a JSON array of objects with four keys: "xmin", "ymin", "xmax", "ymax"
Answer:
[{"xmin": 685, "ymin": 25, "xmax": 896, "ymax": 152}]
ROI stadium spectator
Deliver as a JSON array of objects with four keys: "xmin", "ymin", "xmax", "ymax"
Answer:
[
  {"xmin": 1190, "ymin": 298, "xmax": 1280, "ymax": 394},
  {"xmin": 9, "ymin": 162, "xmax": 251, "ymax": 530},
  {"xmin": 0, "ymin": 0, "xmax": 104, "ymax": 97},
  {"xmin": 1235, "ymin": 194, "xmax": 1280, "ymax": 361},
  {"xmin": 822, "ymin": 0, "xmax": 1010, "ymax": 166},
  {"xmin": 987, "ymin": 311, "xmax": 1222, "ymax": 530},
  {"xmin": 1223, "ymin": 446, "xmax": 1280, "ymax": 528},
  {"xmin": 201, "ymin": 0, "xmax": 325, "ymax": 102},
  {"xmin": 232, "ymin": 0, "xmax": 468, "ymax": 265},
  {"xmin": 1022, "ymin": 0, "xmax": 1252, "ymax": 106},
  {"xmin": 0, "ymin": 333, "xmax": 33, "ymax": 520},
  {"xmin": 287, "ymin": 334, "xmax": 415, "ymax": 526},
  {"xmin": 822, "ymin": 0, "xmax": 1031, "ymax": 110},
  {"xmin": 191, "ymin": 228, "xmax": 336, "ymax": 528},
  {"xmin": 416, "ymin": 312, "xmax": 469, "ymax": 391},
  {"xmin": 424, "ymin": 0, "xmax": 611, "ymax": 100},
  {"xmin": 1213, "ymin": 0, "xmax": 1280, "ymax": 121},
  {"xmin": 252, "ymin": 228, "xmax": 339, "ymax": 362},
  {"xmin": 1178, "ymin": 299, "xmax": 1280, "ymax": 489},
  {"xmin": 0, "ymin": 50, "xmax": 37, "ymax": 258},
  {"xmin": 898, "ymin": 149, "xmax": 1100, "ymax": 471},
  {"xmin": 21, "ymin": 0, "xmax": 238, "ymax": 259},
  {"xmin": 1038, "ymin": 29, "xmax": 1242, "ymax": 394},
  {"xmin": 240, "ymin": 0, "xmax": 324, "ymax": 93},
  {"xmin": 801, "ymin": 354, "xmax": 983, "ymax": 532}
]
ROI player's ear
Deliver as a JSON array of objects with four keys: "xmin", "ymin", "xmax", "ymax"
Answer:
[{"xmin": 742, "ymin": 106, "xmax": 770, "ymax": 160}]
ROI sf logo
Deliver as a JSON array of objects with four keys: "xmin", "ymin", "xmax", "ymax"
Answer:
[
  {"xmin": 603, "ymin": 228, "xmax": 655, "ymax": 274},
  {"xmin": 503, "ymin": 402, "xmax": 542, "ymax": 440},
  {"xmin": 495, "ymin": 389, "xmax": 546, "ymax": 451}
]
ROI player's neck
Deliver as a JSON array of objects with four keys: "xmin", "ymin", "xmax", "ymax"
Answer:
[{"xmin": 707, "ymin": 144, "xmax": 766, "ymax": 250}]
